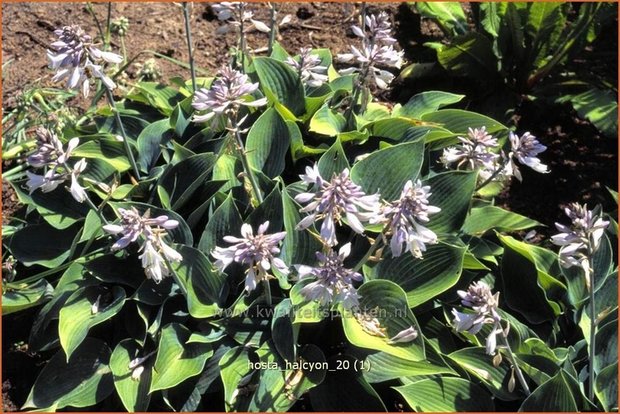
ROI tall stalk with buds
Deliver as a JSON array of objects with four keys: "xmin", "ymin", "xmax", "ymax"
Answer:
[{"xmin": 552, "ymin": 203, "xmax": 609, "ymax": 401}]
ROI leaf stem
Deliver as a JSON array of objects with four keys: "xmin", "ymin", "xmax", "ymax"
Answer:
[
  {"xmin": 228, "ymin": 115, "xmax": 264, "ymax": 204},
  {"xmin": 263, "ymin": 279, "xmax": 272, "ymax": 306},
  {"xmin": 104, "ymin": 87, "xmax": 141, "ymax": 180},
  {"xmin": 499, "ymin": 326, "xmax": 531, "ymax": 396},
  {"xmin": 182, "ymin": 2, "xmax": 197, "ymax": 92}
]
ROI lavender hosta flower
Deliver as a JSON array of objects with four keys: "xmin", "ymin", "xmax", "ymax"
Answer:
[
  {"xmin": 297, "ymin": 243, "xmax": 362, "ymax": 310},
  {"xmin": 69, "ymin": 158, "xmax": 88, "ymax": 203},
  {"xmin": 27, "ymin": 128, "xmax": 78, "ymax": 168},
  {"xmin": 338, "ymin": 44, "xmax": 403, "ymax": 89},
  {"xmin": 452, "ymin": 281, "xmax": 502, "ymax": 355},
  {"xmin": 192, "ymin": 66, "xmax": 267, "ymax": 124},
  {"xmin": 285, "ymin": 48, "xmax": 328, "ymax": 88},
  {"xmin": 440, "ymin": 127, "xmax": 500, "ymax": 172},
  {"xmin": 295, "ymin": 164, "xmax": 380, "ymax": 246},
  {"xmin": 212, "ymin": 2, "xmax": 269, "ymax": 34},
  {"xmin": 551, "ymin": 203, "xmax": 610, "ymax": 278},
  {"xmin": 376, "ymin": 180, "xmax": 441, "ymax": 258},
  {"xmin": 212, "ymin": 221, "xmax": 289, "ymax": 293},
  {"xmin": 103, "ymin": 208, "xmax": 182, "ymax": 283},
  {"xmin": 506, "ymin": 132, "xmax": 549, "ymax": 181},
  {"xmin": 352, "ymin": 12, "xmax": 397, "ymax": 45},
  {"xmin": 47, "ymin": 25, "xmax": 122, "ymax": 97}
]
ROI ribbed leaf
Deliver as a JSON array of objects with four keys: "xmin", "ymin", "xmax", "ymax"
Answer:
[
  {"xmin": 462, "ymin": 205, "xmax": 542, "ymax": 235},
  {"xmin": 393, "ymin": 91, "xmax": 465, "ymax": 119},
  {"xmin": 2, "ymin": 279, "xmax": 53, "ymax": 315},
  {"xmin": 395, "ymin": 377, "xmax": 494, "ymax": 411},
  {"xmin": 317, "ymin": 139, "xmax": 349, "ymax": 179},
  {"xmin": 110, "ymin": 339, "xmax": 152, "ymax": 412},
  {"xmin": 246, "ymin": 108, "xmax": 291, "ymax": 178},
  {"xmin": 426, "ymin": 171, "xmax": 477, "ymax": 233},
  {"xmin": 254, "ymin": 57, "xmax": 305, "ymax": 116},
  {"xmin": 519, "ymin": 370, "xmax": 586, "ymax": 411},
  {"xmin": 8, "ymin": 222, "xmax": 80, "ymax": 268},
  {"xmin": 422, "ymin": 109, "xmax": 508, "ymax": 135},
  {"xmin": 73, "ymin": 138, "xmax": 131, "ymax": 172},
  {"xmin": 364, "ymin": 346, "xmax": 456, "ymax": 383}
]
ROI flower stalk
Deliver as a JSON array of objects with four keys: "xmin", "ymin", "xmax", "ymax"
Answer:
[
  {"xmin": 104, "ymin": 88, "xmax": 141, "ymax": 180},
  {"xmin": 498, "ymin": 324, "xmax": 531, "ymax": 396},
  {"xmin": 182, "ymin": 2, "xmax": 197, "ymax": 92}
]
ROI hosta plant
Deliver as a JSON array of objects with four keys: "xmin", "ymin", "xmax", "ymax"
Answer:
[{"xmin": 2, "ymin": 3, "xmax": 617, "ymax": 412}]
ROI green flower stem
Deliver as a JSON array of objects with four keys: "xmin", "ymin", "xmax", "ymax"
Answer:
[
  {"xmin": 104, "ymin": 2, "xmax": 112, "ymax": 49},
  {"xmin": 499, "ymin": 326, "xmax": 531, "ymax": 396},
  {"xmin": 267, "ymin": 2, "xmax": 277, "ymax": 56},
  {"xmin": 229, "ymin": 116, "xmax": 264, "ymax": 205},
  {"xmin": 238, "ymin": 10, "xmax": 247, "ymax": 70},
  {"xmin": 585, "ymin": 257, "xmax": 596, "ymax": 401},
  {"xmin": 475, "ymin": 156, "xmax": 509, "ymax": 192},
  {"xmin": 352, "ymin": 234, "xmax": 383, "ymax": 273},
  {"xmin": 2, "ymin": 162, "xmax": 29, "ymax": 179},
  {"xmin": 104, "ymin": 87, "xmax": 141, "ymax": 180},
  {"xmin": 182, "ymin": 2, "xmax": 197, "ymax": 92},
  {"xmin": 86, "ymin": 3, "xmax": 106, "ymax": 44},
  {"xmin": 263, "ymin": 279, "xmax": 272, "ymax": 306}
]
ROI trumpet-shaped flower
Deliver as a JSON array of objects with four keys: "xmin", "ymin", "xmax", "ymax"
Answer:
[
  {"xmin": 440, "ymin": 127, "xmax": 500, "ymax": 172},
  {"xmin": 103, "ymin": 208, "xmax": 182, "ymax": 283},
  {"xmin": 452, "ymin": 281, "xmax": 502, "ymax": 355},
  {"xmin": 48, "ymin": 25, "xmax": 122, "ymax": 97},
  {"xmin": 295, "ymin": 164, "xmax": 380, "ymax": 246},
  {"xmin": 212, "ymin": 221, "xmax": 289, "ymax": 292},
  {"xmin": 286, "ymin": 48, "xmax": 328, "ymax": 88},
  {"xmin": 375, "ymin": 180, "xmax": 441, "ymax": 258},
  {"xmin": 551, "ymin": 203, "xmax": 609, "ymax": 278},
  {"xmin": 297, "ymin": 243, "xmax": 362, "ymax": 310},
  {"xmin": 212, "ymin": 2, "xmax": 269, "ymax": 34},
  {"xmin": 192, "ymin": 66, "xmax": 267, "ymax": 123},
  {"xmin": 506, "ymin": 131, "xmax": 549, "ymax": 181}
]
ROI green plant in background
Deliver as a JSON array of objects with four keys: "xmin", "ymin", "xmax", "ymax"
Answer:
[
  {"xmin": 408, "ymin": 2, "xmax": 618, "ymax": 137},
  {"xmin": 1, "ymin": 2, "xmax": 618, "ymax": 412}
]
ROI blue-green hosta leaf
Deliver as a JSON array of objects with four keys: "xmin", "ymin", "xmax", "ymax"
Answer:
[
  {"xmin": 150, "ymin": 323, "xmax": 213, "ymax": 392},
  {"xmin": 498, "ymin": 234, "xmax": 566, "ymax": 323},
  {"xmin": 342, "ymin": 280, "xmax": 425, "ymax": 361},
  {"xmin": 365, "ymin": 117, "xmax": 422, "ymax": 141},
  {"xmin": 350, "ymin": 140, "xmax": 425, "ymax": 201},
  {"xmin": 426, "ymin": 170, "xmax": 477, "ymax": 234},
  {"xmin": 73, "ymin": 138, "xmax": 131, "ymax": 172},
  {"xmin": 462, "ymin": 205, "xmax": 542, "ymax": 235},
  {"xmin": 364, "ymin": 345, "xmax": 456, "ymax": 383},
  {"xmin": 219, "ymin": 346, "xmax": 253, "ymax": 411},
  {"xmin": 395, "ymin": 377, "xmax": 494, "ymax": 411},
  {"xmin": 172, "ymin": 245, "xmax": 225, "ymax": 319},
  {"xmin": 23, "ymin": 337, "xmax": 113, "ymax": 411},
  {"xmin": 317, "ymin": 138, "xmax": 349, "ymax": 179},
  {"xmin": 96, "ymin": 113, "xmax": 150, "ymax": 142},
  {"xmin": 448, "ymin": 347, "xmax": 521, "ymax": 401},
  {"xmin": 364, "ymin": 242, "xmax": 466, "ymax": 308},
  {"xmin": 59, "ymin": 285, "xmax": 126, "ymax": 361},
  {"xmin": 157, "ymin": 153, "xmax": 217, "ymax": 210},
  {"xmin": 393, "ymin": 91, "xmax": 465, "ymax": 119},
  {"xmin": 136, "ymin": 119, "xmax": 173, "ymax": 173},
  {"xmin": 2, "ymin": 279, "xmax": 53, "ymax": 315},
  {"xmin": 309, "ymin": 104, "xmax": 346, "ymax": 137},
  {"xmin": 421, "ymin": 109, "xmax": 508, "ymax": 135},
  {"xmin": 246, "ymin": 108, "xmax": 291, "ymax": 178},
  {"xmin": 8, "ymin": 221, "xmax": 81, "ymax": 268},
  {"xmin": 595, "ymin": 361, "xmax": 618, "ymax": 412},
  {"xmin": 519, "ymin": 370, "xmax": 590, "ymax": 411},
  {"xmin": 271, "ymin": 299, "xmax": 296, "ymax": 362},
  {"xmin": 281, "ymin": 185, "xmax": 323, "ymax": 266},
  {"xmin": 134, "ymin": 82, "xmax": 185, "ymax": 116},
  {"xmin": 247, "ymin": 184, "xmax": 284, "ymax": 234},
  {"xmin": 198, "ymin": 193, "xmax": 243, "ymax": 255},
  {"xmin": 254, "ymin": 57, "xmax": 305, "ymax": 117},
  {"xmin": 248, "ymin": 343, "xmax": 327, "ymax": 412},
  {"xmin": 110, "ymin": 339, "xmax": 152, "ymax": 412},
  {"xmin": 433, "ymin": 32, "xmax": 498, "ymax": 77}
]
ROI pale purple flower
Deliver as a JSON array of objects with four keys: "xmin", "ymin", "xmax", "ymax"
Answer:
[
  {"xmin": 285, "ymin": 48, "xmax": 328, "ymax": 87},
  {"xmin": 103, "ymin": 208, "xmax": 182, "ymax": 283},
  {"xmin": 551, "ymin": 203, "xmax": 609, "ymax": 281},
  {"xmin": 338, "ymin": 11, "xmax": 403, "ymax": 89},
  {"xmin": 69, "ymin": 158, "xmax": 88, "ymax": 203},
  {"xmin": 375, "ymin": 180, "xmax": 441, "ymax": 258},
  {"xmin": 295, "ymin": 164, "xmax": 380, "ymax": 246},
  {"xmin": 212, "ymin": 221, "xmax": 288, "ymax": 292},
  {"xmin": 506, "ymin": 132, "xmax": 549, "ymax": 181},
  {"xmin": 26, "ymin": 169, "xmax": 64, "ymax": 194},
  {"xmin": 192, "ymin": 66, "xmax": 267, "ymax": 123},
  {"xmin": 452, "ymin": 281, "xmax": 502, "ymax": 355},
  {"xmin": 297, "ymin": 243, "xmax": 362, "ymax": 310},
  {"xmin": 48, "ymin": 25, "xmax": 122, "ymax": 97},
  {"xmin": 440, "ymin": 127, "xmax": 500, "ymax": 172},
  {"xmin": 212, "ymin": 2, "xmax": 269, "ymax": 34}
]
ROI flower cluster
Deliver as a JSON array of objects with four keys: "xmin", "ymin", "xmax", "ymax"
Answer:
[
  {"xmin": 506, "ymin": 131, "xmax": 549, "ymax": 181},
  {"xmin": 298, "ymin": 243, "xmax": 362, "ymax": 310},
  {"xmin": 295, "ymin": 164, "xmax": 380, "ymax": 246},
  {"xmin": 25, "ymin": 127, "xmax": 88, "ymax": 203},
  {"xmin": 212, "ymin": 2, "xmax": 270, "ymax": 34},
  {"xmin": 285, "ymin": 48, "xmax": 328, "ymax": 88},
  {"xmin": 192, "ymin": 66, "xmax": 267, "ymax": 124},
  {"xmin": 452, "ymin": 281, "xmax": 502, "ymax": 355},
  {"xmin": 48, "ymin": 25, "xmax": 122, "ymax": 97},
  {"xmin": 212, "ymin": 221, "xmax": 289, "ymax": 292},
  {"xmin": 338, "ymin": 11, "xmax": 403, "ymax": 89},
  {"xmin": 551, "ymin": 203, "xmax": 609, "ymax": 279},
  {"xmin": 440, "ymin": 127, "xmax": 500, "ymax": 176},
  {"xmin": 103, "ymin": 208, "xmax": 182, "ymax": 283},
  {"xmin": 374, "ymin": 180, "xmax": 441, "ymax": 258}
]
